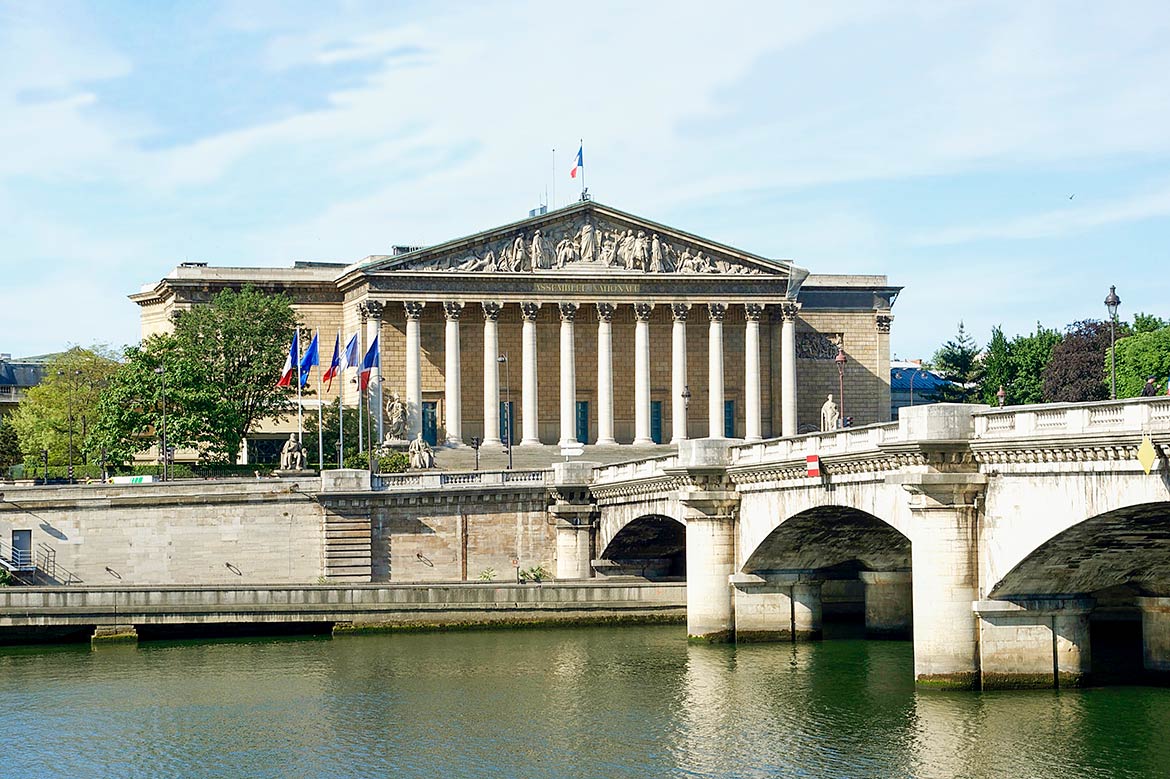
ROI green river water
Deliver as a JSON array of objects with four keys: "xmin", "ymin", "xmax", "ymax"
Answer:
[{"xmin": 1, "ymin": 625, "xmax": 1168, "ymax": 778}]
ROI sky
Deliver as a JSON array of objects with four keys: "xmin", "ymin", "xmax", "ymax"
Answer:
[{"xmin": 2, "ymin": 0, "xmax": 1169, "ymax": 360}]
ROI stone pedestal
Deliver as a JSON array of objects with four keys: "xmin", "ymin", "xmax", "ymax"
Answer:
[
  {"xmin": 860, "ymin": 571, "xmax": 913, "ymax": 638},
  {"xmin": 976, "ymin": 598, "xmax": 1093, "ymax": 689},
  {"xmin": 1138, "ymin": 597, "xmax": 1170, "ymax": 676}
]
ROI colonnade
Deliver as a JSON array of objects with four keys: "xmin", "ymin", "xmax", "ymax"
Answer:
[{"xmin": 362, "ymin": 300, "xmax": 802, "ymax": 446}]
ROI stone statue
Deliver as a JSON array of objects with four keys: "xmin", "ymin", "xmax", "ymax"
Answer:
[
  {"xmin": 632, "ymin": 231, "xmax": 649, "ymax": 271},
  {"xmin": 619, "ymin": 230, "xmax": 636, "ymax": 269},
  {"xmin": 649, "ymin": 234, "xmax": 665, "ymax": 273},
  {"xmin": 599, "ymin": 236, "xmax": 617, "ymax": 267},
  {"xmin": 510, "ymin": 235, "xmax": 527, "ymax": 271},
  {"xmin": 280, "ymin": 433, "xmax": 307, "ymax": 470},
  {"xmin": 530, "ymin": 230, "xmax": 548, "ymax": 271},
  {"xmin": 579, "ymin": 220, "xmax": 597, "ymax": 263},
  {"xmin": 409, "ymin": 432, "xmax": 435, "ymax": 469},
  {"xmin": 556, "ymin": 237, "xmax": 577, "ymax": 268},
  {"xmin": 820, "ymin": 394, "xmax": 840, "ymax": 432},
  {"xmin": 385, "ymin": 393, "xmax": 408, "ymax": 441}
]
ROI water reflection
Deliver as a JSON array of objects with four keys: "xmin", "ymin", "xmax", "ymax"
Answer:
[{"xmin": 1, "ymin": 629, "xmax": 1169, "ymax": 778}]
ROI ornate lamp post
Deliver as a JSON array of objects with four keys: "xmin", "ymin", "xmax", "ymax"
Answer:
[
  {"xmin": 497, "ymin": 353, "xmax": 511, "ymax": 470},
  {"xmin": 835, "ymin": 346, "xmax": 847, "ymax": 428},
  {"xmin": 997, "ymin": 385, "xmax": 1006, "ymax": 407},
  {"xmin": 1104, "ymin": 285, "xmax": 1121, "ymax": 400},
  {"xmin": 153, "ymin": 365, "xmax": 168, "ymax": 482}
]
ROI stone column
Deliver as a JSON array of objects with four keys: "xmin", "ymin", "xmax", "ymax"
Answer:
[
  {"xmin": 707, "ymin": 303, "xmax": 726, "ymax": 438},
  {"xmin": 596, "ymin": 303, "xmax": 617, "ymax": 445},
  {"xmin": 404, "ymin": 301, "xmax": 424, "ymax": 439},
  {"xmin": 1139, "ymin": 597, "xmax": 1170, "ymax": 675},
  {"xmin": 520, "ymin": 303, "xmax": 541, "ymax": 445},
  {"xmin": 633, "ymin": 303, "xmax": 654, "ymax": 445},
  {"xmin": 780, "ymin": 302, "xmax": 800, "ymax": 437},
  {"xmin": 558, "ymin": 303, "xmax": 579, "ymax": 446},
  {"xmin": 481, "ymin": 302, "xmax": 502, "ymax": 446},
  {"xmin": 670, "ymin": 304, "xmax": 689, "ymax": 443},
  {"xmin": 860, "ymin": 571, "xmax": 913, "ymax": 638},
  {"xmin": 443, "ymin": 302, "xmax": 464, "ymax": 445},
  {"xmin": 896, "ymin": 474, "xmax": 987, "ymax": 688},
  {"xmin": 550, "ymin": 461, "xmax": 596, "ymax": 580},
  {"xmin": 360, "ymin": 300, "xmax": 385, "ymax": 442},
  {"xmin": 685, "ymin": 505, "xmax": 737, "ymax": 641},
  {"xmin": 744, "ymin": 304, "xmax": 763, "ymax": 441}
]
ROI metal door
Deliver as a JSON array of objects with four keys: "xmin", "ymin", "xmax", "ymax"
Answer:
[
  {"xmin": 650, "ymin": 401, "xmax": 663, "ymax": 444},
  {"xmin": 422, "ymin": 402, "xmax": 438, "ymax": 446},
  {"xmin": 575, "ymin": 401, "xmax": 589, "ymax": 444},
  {"xmin": 11, "ymin": 529, "xmax": 32, "ymax": 570},
  {"xmin": 724, "ymin": 400, "xmax": 736, "ymax": 438}
]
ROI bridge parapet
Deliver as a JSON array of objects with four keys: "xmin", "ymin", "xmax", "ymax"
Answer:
[
  {"xmin": 730, "ymin": 422, "xmax": 898, "ymax": 467},
  {"xmin": 371, "ymin": 469, "xmax": 550, "ymax": 491},
  {"xmin": 592, "ymin": 454, "xmax": 679, "ymax": 488},
  {"xmin": 975, "ymin": 397, "xmax": 1170, "ymax": 440}
]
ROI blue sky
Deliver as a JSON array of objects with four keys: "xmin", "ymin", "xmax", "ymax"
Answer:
[{"xmin": 2, "ymin": 0, "xmax": 1169, "ymax": 360}]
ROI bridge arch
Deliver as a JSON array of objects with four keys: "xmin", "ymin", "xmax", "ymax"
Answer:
[
  {"xmin": 595, "ymin": 513, "xmax": 686, "ymax": 580},
  {"xmin": 742, "ymin": 505, "xmax": 911, "ymax": 575}
]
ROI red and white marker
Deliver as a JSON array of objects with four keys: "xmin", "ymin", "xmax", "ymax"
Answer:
[{"xmin": 806, "ymin": 455, "xmax": 821, "ymax": 478}]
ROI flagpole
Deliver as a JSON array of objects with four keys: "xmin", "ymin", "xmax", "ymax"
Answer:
[
  {"xmin": 316, "ymin": 332, "xmax": 324, "ymax": 472},
  {"xmin": 296, "ymin": 326, "xmax": 303, "ymax": 443},
  {"xmin": 552, "ymin": 147, "xmax": 555, "ymax": 210},
  {"xmin": 580, "ymin": 138, "xmax": 584, "ymax": 199},
  {"xmin": 337, "ymin": 330, "xmax": 344, "ymax": 468}
]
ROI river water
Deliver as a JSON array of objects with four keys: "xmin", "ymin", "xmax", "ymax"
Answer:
[{"xmin": 1, "ymin": 625, "xmax": 1168, "ymax": 778}]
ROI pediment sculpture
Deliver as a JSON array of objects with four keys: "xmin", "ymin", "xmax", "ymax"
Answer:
[{"xmin": 398, "ymin": 213, "xmax": 770, "ymax": 276}]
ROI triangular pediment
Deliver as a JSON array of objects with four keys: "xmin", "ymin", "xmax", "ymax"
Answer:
[{"xmin": 353, "ymin": 201, "xmax": 791, "ymax": 279}]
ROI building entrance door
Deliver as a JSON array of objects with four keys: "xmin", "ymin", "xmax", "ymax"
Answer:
[
  {"xmin": 10, "ymin": 529, "xmax": 32, "ymax": 570},
  {"xmin": 575, "ymin": 401, "xmax": 589, "ymax": 444},
  {"xmin": 724, "ymin": 400, "xmax": 736, "ymax": 438},
  {"xmin": 650, "ymin": 401, "xmax": 663, "ymax": 444},
  {"xmin": 422, "ymin": 402, "xmax": 438, "ymax": 446}
]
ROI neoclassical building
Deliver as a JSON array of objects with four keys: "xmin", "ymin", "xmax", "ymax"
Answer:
[{"xmin": 132, "ymin": 201, "xmax": 899, "ymax": 457}]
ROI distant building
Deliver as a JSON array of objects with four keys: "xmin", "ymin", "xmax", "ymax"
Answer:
[
  {"xmin": 0, "ymin": 354, "xmax": 48, "ymax": 417},
  {"xmin": 890, "ymin": 360, "xmax": 951, "ymax": 419}
]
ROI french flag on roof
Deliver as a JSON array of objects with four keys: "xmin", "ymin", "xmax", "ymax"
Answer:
[
  {"xmin": 277, "ymin": 331, "xmax": 298, "ymax": 387},
  {"xmin": 570, "ymin": 144, "xmax": 582, "ymax": 178}
]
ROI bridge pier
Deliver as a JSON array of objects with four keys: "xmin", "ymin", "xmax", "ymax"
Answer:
[
  {"xmin": 1138, "ymin": 597, "xmax": 1170, "ymax": 677},
  {"xmin": 731, "ymin": 572, "xmax": 822, "ymax": 641},
  {"xmin": 975, "ymin": 598, "xmax": 1093, "ymax": 689},
  {"xmin": 551, "ymin": 461, "xmax": 598, "ymax": 581},
  {"xmin": 859, "ymin": 571, "xmax": 912, "ymax": 638},
  {"xmin": 685, "ymin": 509, "xmax": 737, "ymax": 642},
  {"xmin": 91, "ymin": 624, "xmax": 138, "ymax": 646},
  {"xmin": 894, "ymin": 473, "xmax": 987, "ymax": 689}
]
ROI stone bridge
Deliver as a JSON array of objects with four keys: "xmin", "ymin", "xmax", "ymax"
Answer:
[{"xmin": 560, "ymin": 398, "xmax": 1170, "ymax": 689}]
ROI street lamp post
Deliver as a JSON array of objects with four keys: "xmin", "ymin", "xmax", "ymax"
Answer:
[
  {"xmin": 835, "ymin": 346, "xmax": 847, "ymax": 428},
  {"xmin": 1105, "ymin": 285, "xmax": 1121, "ymax": 400},
  {"xmin": 497, "ymin": 353, "xmax": 512, "ymax": 470},
  {"xmin": 153, "ymin": 365, "xmax": 167, "ymax": 482}
]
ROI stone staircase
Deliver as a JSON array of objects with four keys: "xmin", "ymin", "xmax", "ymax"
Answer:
[{"xmin": 323, "ymin": 512, "xmax": 373, "ymax": 582}]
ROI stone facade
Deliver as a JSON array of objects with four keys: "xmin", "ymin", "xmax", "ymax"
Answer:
[{"xmin": 131, "ymin": 202, "xmax": 899, "ymax": 452}]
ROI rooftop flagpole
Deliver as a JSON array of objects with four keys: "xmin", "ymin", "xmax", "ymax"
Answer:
[
  {"xmin": 552, "ymin": 147, "xmax": 555, "ymax": 210},
  {"xmin": 580, "ymin": 139, "xmax": 584, "ymax": 199}
]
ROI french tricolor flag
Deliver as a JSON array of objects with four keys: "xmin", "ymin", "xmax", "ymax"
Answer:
[
  {"xmin": 570, "ymin": 144, "xmax": 582, "ymax": 178},
  {"xmin": 322, "ymin": 332, "xmax": 341, "ymax": 390},
  {"xmin": 277, "ymin": 331, "xmax": 299, "ymax": 387},
  {"xmin": 359, "ymin": 335, "xmax": 380, "ymax": 391}
]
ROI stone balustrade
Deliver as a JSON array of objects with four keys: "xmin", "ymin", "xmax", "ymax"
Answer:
[
  {"xmin": 975, "ymin": 397, "xmax": 1170, "ymax": 439},
  {"xmin": 372, "ymin": 469, "xmax": 550, "ymax": 491}
]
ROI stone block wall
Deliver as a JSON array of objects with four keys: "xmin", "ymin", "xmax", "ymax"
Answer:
[{"xmin": 791, "ymin": 309, "xmax": 891, "ymax": 431}]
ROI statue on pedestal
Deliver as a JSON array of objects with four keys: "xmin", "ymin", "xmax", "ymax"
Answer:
[
  {"xmin": 409, "ymin": 432, "xmax": 435, "ymax": 469},
  {"xmin": 820, "ymin": 394, "xmax": 839, "ymax": 432},
  {"xmin": 385, "ymin": 393, "xmax": 408, "ymax": 443},
  {"xmin": 280, "ymin": 433, "xmax": 307, "ymax": 470}
]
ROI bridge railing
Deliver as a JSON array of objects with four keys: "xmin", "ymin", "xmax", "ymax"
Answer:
[
  {"xmin": 373, "ymin": 469, "xmax": 551, "ymax": 491},
  {"xmin": 592, "ymin": 454, "xmax": 679, "ymax": 486},
  {"xmin": 974, "ymin": 397, "xmax": 1170, "ymax": 439},
  {"xmin": 730, "ymin": 421, "xmax": 901, "ymax": 466}
]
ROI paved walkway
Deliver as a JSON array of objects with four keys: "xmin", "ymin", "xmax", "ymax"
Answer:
[{"xmin": 430, "ymin": 443, "xmax": 677, "ymax": 472}]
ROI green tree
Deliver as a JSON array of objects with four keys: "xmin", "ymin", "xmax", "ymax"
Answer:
[
  {"xmin": 928, "ymin": 322, "xmax": 981, "ymax": 401},
  {"xmin": 0, "ymin": 416, "xmax": 21, "ymax": 472},
  {"xmin": 1042, "ymin": 320, "xmax": 1127, "ymax": 403},
  {"xmin": 11, "ymin": 346, "xmax": 120, "ymax": 468},
  {"xmin": 1112, "ymin": 325, "xmax": 1170, "ymax": 398},
  {"xmin": 1132, "ymin": 312, "xmax": 1168, "ymax": 334},
  {"xmin": 977, "ymin": 323, "xmax": 1060, "ymax": 406},
  {"xmin": 90, "ymin": 286, "xmax": 299, "ymax": 465}
]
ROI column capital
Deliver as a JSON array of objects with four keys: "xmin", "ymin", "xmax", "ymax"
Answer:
[
  {"xmin": 404, "ymin": 301, "xmax": 425, "ymax": 320},
  {"xmin": 707, "ymin": 303, "xmax": 726, "ymax": 322},
  {"xmin": 521, "ymin": 302, "xmax": 541, "ymax": 322},
  {"xmin": 671, "ymin": 303, "xmax": 690, "ymax": 322},
  {"xmin": 780, "ymin": 302, "xmax": 801, "ymax": 322},
  {"xmin": 596, "ymin": 302, "xmax": 616, "ymax": 322},
  {"xmin": 443, "ymin": 301, "xmax": 465, "ymax": 320},
  {"xmin": 559, "ymin": 302, "xmax": 579, "ymax": 322},
  {"xmin": 359, "ymin": 300, "xmax": 384, "ymax": 320},
  {"xmin": 876, "ymin": 312, "xmax": 893, "ymax": 334},
  {"xmin": 744, "ymin": 304, "xmax": 764, "ymax": 322},
  {"xmin": 482, "ymin": 301, "xmax": 502, "ymax": 321},
  {"xmin": 634, "ymin": 303, "xmax": 654, "ymax": 322}
]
